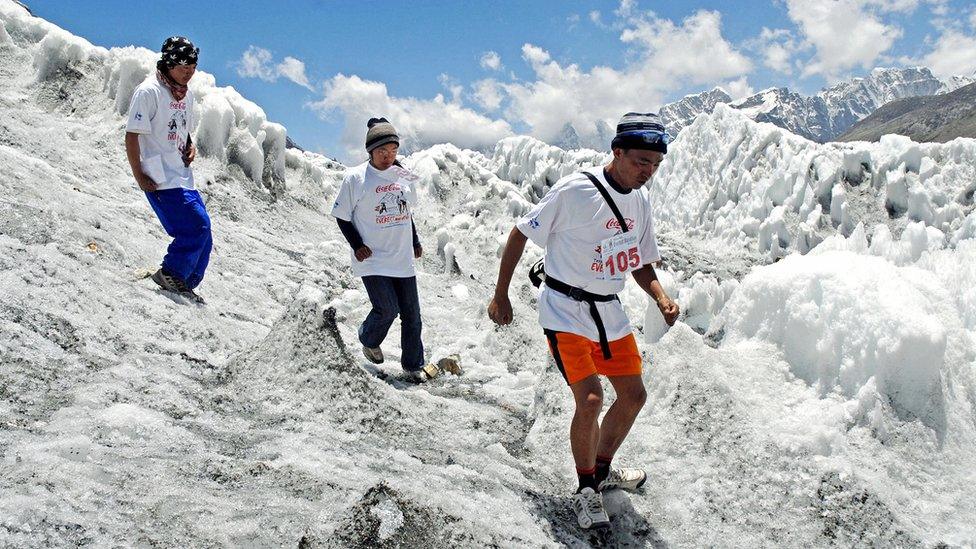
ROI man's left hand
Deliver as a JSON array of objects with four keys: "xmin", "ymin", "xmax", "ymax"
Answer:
[
  {"xmin": 657, "ymin": 296, "xmax": 679, "ymax": 326},
  {"xmin": 414, "ymin": 245, "xmax": 423, "ymax": 259}
]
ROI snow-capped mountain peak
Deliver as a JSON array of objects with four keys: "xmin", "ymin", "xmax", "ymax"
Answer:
[
  {"xmin": 659, "ymin": 87, "xmax": 732, "ymax": 135},
  {"xmin": 659, "ymin": 67, "xmax": 974, "ymax": 143}
]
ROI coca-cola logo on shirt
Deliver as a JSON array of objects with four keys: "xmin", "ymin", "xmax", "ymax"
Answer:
[
  {"xmin": 606, "ymin": 218, "xmax": 636, "ymax": 230},
  {"xmin": 376, "ymin": 183, "xmax": 402, "ymax": 193}
]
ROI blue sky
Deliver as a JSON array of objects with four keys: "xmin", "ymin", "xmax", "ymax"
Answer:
[{"xmin": 32, "ymin": 0, "xmax": 976, "ymax": 161}]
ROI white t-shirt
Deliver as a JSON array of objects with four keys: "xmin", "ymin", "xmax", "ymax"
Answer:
[
  {"xmin": 516, "ymin": 168, "xmax": 661, "ymax": 341},
  {"xmin": 331, "ymin": 162, "xmax": 419, "ymax": 278},
  {"xmin": 125, "ymin": 77, "xmax": 195, "ymax": 191}
]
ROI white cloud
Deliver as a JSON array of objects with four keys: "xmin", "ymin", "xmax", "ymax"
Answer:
[
  {"xmin": 764, "ymin": 43, "xmax": 794, "ymax": 74},
  {"xmin": 277, "ymin": 57, "xmax": 312, "ymax": 90},
  {"xmin": 619, "ymin": 10, "xmax": 753, "ymax": 85},
  {"xmin": 865, "ymin": 0, "xmax": 919, "ymax": 12},
  {"xmin": 498, "ymin": 9, "xmax": 752, "ymax": 144},
  {"xmin": 916, "ymin": 30, "xmax": 976, "ymax": 78},
  {"xmin": 722, "ymin": 77, "xmax": 754, "ymax": 101},
  {"xmin": 438, "ymin": 73, "xmax": 463, "ymax": 103},
  {"xmin": 308, "ymin": 74, "xmax": 513, "ymax": 162},
  {"xmin": 472, "ymin": 79, "xmax": 504, "ymax": 111},
  {"xmin": 615, "ymin": 0, "xmax": 637, "ymax": 18},
  {"xmin": 237, "ymin": 46, "xmax": 275, "ymax": 81},
  {"xmin": 748, "ymin": 28, "xmax": 801, "ymax": 75},
  {"xmin": 502, "ymin": 48, "xmax": 626, "ymax": 143},
  {"xmin": 480, "ymin": 51, "xmax": 502, "ymax": 71},
  {"xmin": 236, "ymin": 46, "xmax": 313, "ymax": 90},
  {"xmin": 929, "ymin": 0, "xmax": 950, "ymax": 16},
  {"xmin": 589, "ymin": 10, "xmax": 604, "ymax": 26},
  {"xmin": 784, "ymin": 0, "xmax": 903, "ymax": 81},
  {"xmin": 521, "ymin": 44, "xmax": 550, "ymax": 66}
]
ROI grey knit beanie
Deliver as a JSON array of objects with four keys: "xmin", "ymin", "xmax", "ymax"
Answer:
[{"xmin": 365, "ymin": 117, "xmax": 399, "ymax": 153}]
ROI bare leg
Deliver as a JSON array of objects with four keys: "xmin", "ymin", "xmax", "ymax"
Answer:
[
  {"xmin": 569, "ymin": 374, "xmax": 604, "ymax": 470},
  {"xmin": 596, "ymin": 375, "xmax": 647, "ymax": 459}
]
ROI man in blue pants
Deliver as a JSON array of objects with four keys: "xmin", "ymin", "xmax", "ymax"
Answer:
[{"xmin": 124, "ymin": 36, "xmax": 210, "ymax": 303}]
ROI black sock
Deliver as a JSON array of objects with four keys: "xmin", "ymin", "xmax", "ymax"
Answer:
[
  {"xmin": 595, "ymin": 455, "xmax": 613, "ymax": 484},
  {"xmin": 577, "ymin": 467, "xmax": 597, "ymax": 492}
]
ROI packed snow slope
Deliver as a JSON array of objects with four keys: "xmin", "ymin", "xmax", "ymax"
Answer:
[{"xmin": 2, "ymin": 3, "xmax": 976, "ymax": 547}]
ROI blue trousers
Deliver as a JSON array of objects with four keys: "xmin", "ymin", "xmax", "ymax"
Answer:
[
  {"xmin": 145, "ymin": 189, "xmax": 212, "ymax": 290},
  {"xmin": 359, "ymin": 275, "xmax": 424, "ymax": 371}
]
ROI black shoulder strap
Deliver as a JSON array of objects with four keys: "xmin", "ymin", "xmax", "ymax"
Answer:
[
  {"xmin": 528, "ymin": 258, "xmax": 545, "ymax": 288},
  {"xmin": 581, "ymin": 171, "xmax": 628, "ymax": 233}
]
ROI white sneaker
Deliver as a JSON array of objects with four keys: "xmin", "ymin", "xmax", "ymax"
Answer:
[
  {"xmin": 362, "ymin": 346, "xmax": 384, "ymax": 364},
  {"xmin": 572, "ymin": 487, "xmax": 610, "ymax": 529},
  {"xmin": 598, "ymin": 467, "xmax": 647, "ymax": 492}
]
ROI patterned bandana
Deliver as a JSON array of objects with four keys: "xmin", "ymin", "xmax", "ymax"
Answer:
[
  {"xmin": 156, "ymin": 36, "xmax": 197, "ymax": 101},
  {"xmin": 160, "ymin": 36, "xmax": 199, "ymax": 67}
]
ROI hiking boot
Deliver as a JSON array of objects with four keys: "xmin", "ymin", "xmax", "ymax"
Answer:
[
  {"xmin": 151, "ymin": 268, "xmax": 182, "ymax": 292},
  {"xmin": 169, "ymin": 276, "xmax": 205, "ymax": 304},
  {"xmin": 598, "ymin": 467, "xmax": 647, "ymax": 492},
  {"xmin": 178, "ymin": 287, "xmax": 206, "ymax": 304},
  {"xmin": 151, "ymin": 268, "xmax": 203, "ymax": 303},
  {"xmin": 362, "ymin": 346, "xmax": 384, "ymax": 364},
  {"xmin": 572, "ymin": 487, "xmax": 610, "ymax": 529}
]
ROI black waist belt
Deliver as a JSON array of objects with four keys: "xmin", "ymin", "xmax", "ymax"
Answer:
[{"xmin": 545, "ymin": 276, "xmax": 618, "ymax": 359}]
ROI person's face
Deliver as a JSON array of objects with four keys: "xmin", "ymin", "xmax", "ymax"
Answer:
[
  {"xmin": 167, "ymin": 64, "xmax": 196, "ymax": 86},
  {"xmin": 613, "ymin": 148, "xmax": 664, "ymax": 189},
  {"xmin": 370, "ymin": 142, "xmax": 399, "ymax": 170}
]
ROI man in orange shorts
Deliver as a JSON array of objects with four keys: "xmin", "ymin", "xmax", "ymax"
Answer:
[{"xmin": 488, "ymin": 112, "xmax": 679, "ymax": 529}]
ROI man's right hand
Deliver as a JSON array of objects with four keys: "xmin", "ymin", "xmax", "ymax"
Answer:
[
  {"xmin": 354, "ymin": 246, "xmax": 373, "ymax": 262},
  {"xmin": 657, "ymin": 295, "xmax": 680, "ymax": 326},
  {"xmin": 488, "ymin": 295, "xmax": 513, "ymax": 325},
  {"xmin": 135, "ymin": 172, "xmax": 157, "ymax": 192}
]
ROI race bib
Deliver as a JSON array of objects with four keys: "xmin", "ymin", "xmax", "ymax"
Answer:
[{"xmin": 599, "ymin": 232, "xmax": 640, "ymax": 281}]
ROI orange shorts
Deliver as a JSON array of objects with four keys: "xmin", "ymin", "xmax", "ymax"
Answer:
[{"xmin": 544, "ymin": 330, "xmax": 642, "ymax": 385}]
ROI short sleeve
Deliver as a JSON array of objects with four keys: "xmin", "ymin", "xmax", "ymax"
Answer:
[
  {"xmin": 331, "ymin": 171, "xmax": 359, "ymax": 222},
  {"xmin": 125, "ymin": 86, "xmax": 155, "ymax": 134},
  {"xmin": 639, "ymin": 198, "xmax": 661, "ymax": 264},
  {"xmin": 516, "ymin": 183, "xmax": 566, "ymax": 248}
]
